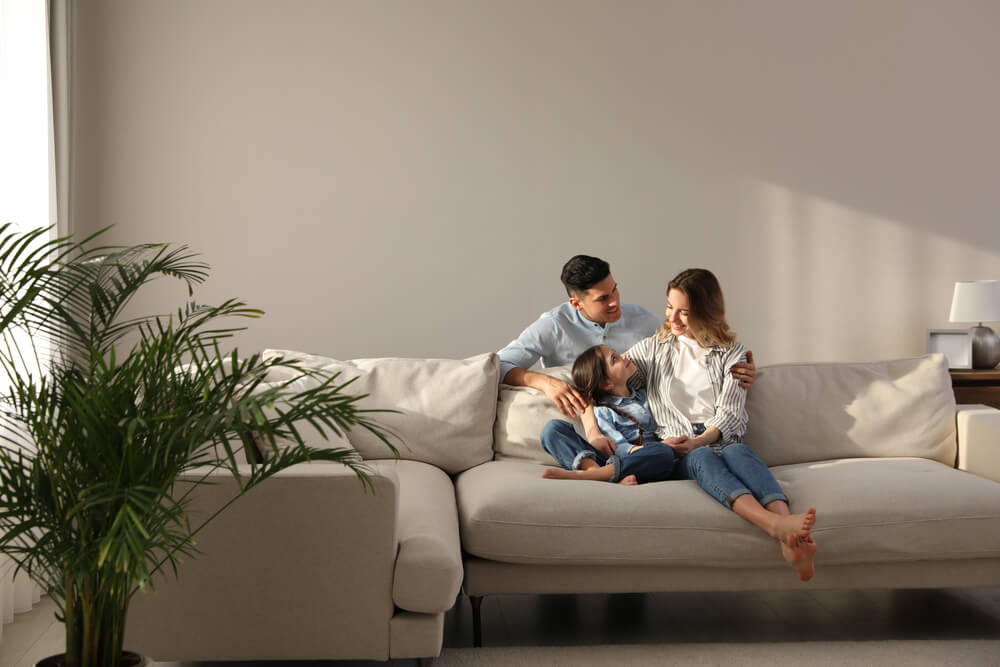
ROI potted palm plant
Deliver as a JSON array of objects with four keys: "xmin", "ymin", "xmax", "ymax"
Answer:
[{"xmin": 0, "ymin": 224, "xmax": 396, "ymax": 667}]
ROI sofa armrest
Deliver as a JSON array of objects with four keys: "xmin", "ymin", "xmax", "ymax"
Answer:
[
  {"xmin": 956, "ymin": 405, "xmax": 1000, "ymax": 483},
  {"xmin": 371, "ymin": 460, "xmax": 463, "ymax": 615},
  {"xmin": 126, "ymin": 462, "xmax": 400, "ymax": 662}
]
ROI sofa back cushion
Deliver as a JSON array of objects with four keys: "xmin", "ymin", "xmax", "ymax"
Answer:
[
  {"xmin": 745, "ymin": 354, "xmax": 956, "ymax": 466},
  {"xmin": 494, "ymin": 365, "xmax": 574, "ymax": 466},
  {"xmin": 263, "ymin": 350, "xmax": 499, "ymax": 474},
  {"xmin": 240, "ymin": 373, "xmax": 358, "ymax": 462}
]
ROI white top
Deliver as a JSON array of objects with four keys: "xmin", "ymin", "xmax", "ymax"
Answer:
[
  {"xmin": 667, "ymin": 335, "xmax": 716, "ymax": 423},
  {"xmin": 626, "ymin": 334, "xmax": 749, "ymax": 447}
]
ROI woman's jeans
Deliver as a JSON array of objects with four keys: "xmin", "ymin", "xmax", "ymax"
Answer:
[
  {"xmin": 540, "ymin": 420, "xmax": 677, "ymax": 483},
  {"xmin": 673, "ymin": 423, "xmax": 788, "ymax": 509}
]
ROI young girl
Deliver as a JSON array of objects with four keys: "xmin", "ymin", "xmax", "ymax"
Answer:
[
  {"xmin": 539, "ymin": 345, "xmax": 679, "ymax": 486},
  {"xmin": 625, "ymin": 268, "xmax": 818, "ymax": 581}
]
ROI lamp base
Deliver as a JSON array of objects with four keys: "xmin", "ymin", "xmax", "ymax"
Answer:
[{"xmin": 970, "ymin": 324, "xmax": 1000, "ymax": 370}]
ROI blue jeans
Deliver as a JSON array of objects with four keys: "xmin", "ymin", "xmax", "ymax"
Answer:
[
  {"xmin": 672, "ymin": 423, "xmax": 788, "ymax": 508},
  {"xmin": 540, "ymin": 420, "xmax": 677, "ymax": 484}
]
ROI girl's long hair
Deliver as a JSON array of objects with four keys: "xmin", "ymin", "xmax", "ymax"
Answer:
[
  {"xmin": 572, "ymin": 345, "xmax": 644, "ymax": 446},
  {"xmin": 655, "ymin": 268, "xmax": 736, "ymax": 348}
]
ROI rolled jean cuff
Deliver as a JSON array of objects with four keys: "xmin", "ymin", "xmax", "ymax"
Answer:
[
  {"xmin": 759, "ymin": 492, "xmax": 788, "ymax": 507},
  {"xmin": 725, "ymin": 488, "xmax": 752, "ymax": 507},
  {"xmin": 609, "ymin": 455, "xmax": 622, "ymax": 482},
  {"xmin": 572, "ymin": 451, "xmax": 597, "ymax": 470}
]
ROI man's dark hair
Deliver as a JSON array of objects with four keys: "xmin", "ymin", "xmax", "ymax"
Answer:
[{"xmin": 560, "ymin": 255, "xmax": 611, "ymax": 296}]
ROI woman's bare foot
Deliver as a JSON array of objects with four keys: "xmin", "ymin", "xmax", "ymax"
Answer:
[
  {"xmin": 780, "ymin": 535, "xmax": 818, "ymax": 581},
  {"xmin": 618, "ymin": 474, "xmax": 638, "ymax": 486},
  {"xmin": 771, "ymin": 507, "xmax": 816, "ymax": 546}
]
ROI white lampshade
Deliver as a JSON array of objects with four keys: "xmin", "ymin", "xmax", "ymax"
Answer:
[{"xmin": 949, "ymin": 280, "xmax": 1000, "ymax": 323}]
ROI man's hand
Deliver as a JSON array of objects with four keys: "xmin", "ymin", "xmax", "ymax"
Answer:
[
  {"xmin": 731, "ymin": 350, "xmax": 757, "ymax": 389},
  {"xmin": 587, "ymin": 433, "xmax": 616, "ymax": 458},
  {"xmin": 664, "ymin": 435, "xmax": 695, "ymax": 456},
  {"xmin": 540, "ymin": 376, "xmax": 589, "ymax": 418},
  {"xmin": 504, "ymin": 368, "xmax": 590, "ymax": 418}
]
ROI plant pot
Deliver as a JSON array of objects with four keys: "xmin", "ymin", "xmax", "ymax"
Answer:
[{"xmin": 35, "ymin": 651, "xmax": 146, "ymax": 667}]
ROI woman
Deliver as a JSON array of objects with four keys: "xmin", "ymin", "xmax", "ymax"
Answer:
[{"xmin": 625, "ymin": 268, "xmax": 818, "ymax": 581}]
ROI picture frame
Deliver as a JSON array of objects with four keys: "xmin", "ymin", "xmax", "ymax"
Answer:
[{"xmin": 927, "ymin": 329, "xmax": 972, "ymax": 369}]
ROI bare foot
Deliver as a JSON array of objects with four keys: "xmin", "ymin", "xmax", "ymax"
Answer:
[
  {"xmin": 541, "ymin": 465, "xmax": 616, "ymax": 482},
  {"xmin": 771, "ymin": 508, "xmax": 816, "ymax": 546},
  {"xmin": 781, "ymin": 535, "xmax": 818, "ymax": 581},
  {"xmin": 541, "ymin": 467, "xmax": 576, "ymax": 480},
  {"xmin": 618, "ymin": 474, "xmax": 638, "ymax": 486}
]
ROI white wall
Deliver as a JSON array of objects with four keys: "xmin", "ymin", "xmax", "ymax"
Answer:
[{"xmin": 70, "ymin": 0, "xmax": 1000, "ymax": 364}]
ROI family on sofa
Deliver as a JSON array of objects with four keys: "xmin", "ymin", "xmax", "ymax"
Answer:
[
  {"xmin": 126, "ymin": 252, "xmax": 1000, "ymax": 663},
  {"xmin": 498, "ymin": 256, "xmax": 817, "ymax": 580}
]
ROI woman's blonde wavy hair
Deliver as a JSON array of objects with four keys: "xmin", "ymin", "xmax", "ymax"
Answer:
[{"xmin": 655, "ymin": 268, "xmax": 736, "ymax": 348}]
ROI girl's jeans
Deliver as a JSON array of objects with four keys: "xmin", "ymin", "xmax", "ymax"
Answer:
[
  {"xmin": 540, "ymin": 419, "xmax": 677, "ymax": 483},
  {"xmin": 673, "ymin": 423, "xmax": 788, "ymax": 508}
]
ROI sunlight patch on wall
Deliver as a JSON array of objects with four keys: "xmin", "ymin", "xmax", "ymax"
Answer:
[{"xmin": 751, "ymin": 181, "xmax": 1000, "ymax": 364}]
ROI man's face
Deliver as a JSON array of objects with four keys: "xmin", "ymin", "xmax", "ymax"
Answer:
[{"xmin": 570, "ymin": 274, "xmax": 622, "ymax": 324}]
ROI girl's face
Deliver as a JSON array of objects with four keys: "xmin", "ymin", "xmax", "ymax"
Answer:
[
  {"xmin": 665, "ymin": 288, "xmax": 693, "ymax": 337},
  {"xmin": 599, "ymin": 345, "xmax": 635, "ymax": 389}
]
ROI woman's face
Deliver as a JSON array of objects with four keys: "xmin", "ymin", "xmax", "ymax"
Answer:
[
  {"xmin": 599, "ymin": 345, "xmax": 635, "ymax": 388},
  {"xmin": 665, "ymin": 288, "xmax": 693, "ymax": 337}
]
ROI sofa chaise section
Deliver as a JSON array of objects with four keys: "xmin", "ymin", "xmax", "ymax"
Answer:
[
  {"xmin": 126, "ymin": 351, "xmax": 500, "ymax": 662},
  {"xmin": 125, "ymin": 463, "xmax": 402, "ymax": 661}
]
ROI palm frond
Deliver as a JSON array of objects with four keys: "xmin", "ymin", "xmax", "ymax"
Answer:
[{"xmin": 0, "ymin": 225, "xmax": 398, "ymax": 663}]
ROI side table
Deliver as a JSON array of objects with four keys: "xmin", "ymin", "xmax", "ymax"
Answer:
[{"xmin": 949, "ymin": 369, "xmax": 1000, "ymax": 409}]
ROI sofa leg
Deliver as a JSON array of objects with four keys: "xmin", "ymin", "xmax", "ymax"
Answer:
[
  {"xmin": 417, "ymin": 658, "xmax": 434, "ymax": 666},
  {"xmin": 470, "ymin": 594, "xmax": 483, "ymax": 647}
]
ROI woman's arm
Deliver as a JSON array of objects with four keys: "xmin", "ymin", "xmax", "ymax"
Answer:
[
  {"xmin": 623, "ymin": 337, "xmax": 655, "ymax": 391},
  {"xmin": 703, "ymin": 343, "xmax": 750, "ymax": 443},
  {"xmin": 665, "ymin": 425, "xmax": 721, "ymax": 456}
]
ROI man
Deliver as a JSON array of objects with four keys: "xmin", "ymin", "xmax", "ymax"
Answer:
[{"xmin": 498, "ymin": 254, "xmax": 756, "ymax": 456}]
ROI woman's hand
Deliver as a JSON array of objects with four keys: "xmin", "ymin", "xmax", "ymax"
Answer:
[{"xmin": 665, "ymin": 435, "xmax": 695, "ymax": 456}]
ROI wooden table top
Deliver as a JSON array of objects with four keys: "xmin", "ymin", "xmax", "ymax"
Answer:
[{"xmin": 949, "ymin": 368, "xmax": 1000, "ymax": 381}]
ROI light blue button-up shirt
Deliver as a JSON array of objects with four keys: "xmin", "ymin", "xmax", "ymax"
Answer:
[
  {"xmin": 498, "ymin": 302, "xmax": 662, "ymax": 384},
  {"xmin": 595, "ymin": 387, "xmax": 662, "ymax": 454}
]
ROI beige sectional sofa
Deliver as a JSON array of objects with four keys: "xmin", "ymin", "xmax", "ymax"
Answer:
[{"xmin": 125, "ymin": 350, "xmax": 1000, "ymax": 662}]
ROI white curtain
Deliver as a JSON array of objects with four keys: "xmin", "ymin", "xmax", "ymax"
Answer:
[{"xmin": 0, "ymin": 0, "xmax": 71, "ymax": 640}]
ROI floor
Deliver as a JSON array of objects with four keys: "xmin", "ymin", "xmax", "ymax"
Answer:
[{"xmin": 3, "ymin": 587, "xmax": 999, "ymax": 666}]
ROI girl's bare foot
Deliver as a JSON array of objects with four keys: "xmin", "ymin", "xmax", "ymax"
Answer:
[
  {"xmin": 618, "ymin": 474, "xmax": 638, "ymax": 486},
  {"xmin": 780, "ymin": 535, "xmax": 818, "ymax": 581},
  {"xmin": 542, "ymin": 467, "xmax": 577, "ymax": 480},
  {"xmin": 771, "ymin": 507, "xmax": 816, "ymax": 546},
  {"xmin": 541, "ymin": 465, "xmax": 617, "ymax": 482}
]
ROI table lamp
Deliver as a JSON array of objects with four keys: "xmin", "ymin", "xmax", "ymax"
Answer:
[{"xmin": 949, "ymin": 280, "xmax": 1000, "ymax": 369}]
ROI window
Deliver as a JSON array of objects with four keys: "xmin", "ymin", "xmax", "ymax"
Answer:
[{"xmin": 0, "ymin": 0, "xmax": 53, "ymax": 397}]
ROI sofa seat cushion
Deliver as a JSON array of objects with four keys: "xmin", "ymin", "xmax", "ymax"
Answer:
[
  {"xmin": 373, "ymin": 459, "xmax": 463, "ymax": 614},
  {"xmin": 776, "ymin": 456, "xmax": 1000, "ymax": 564},
  {"xmin": 456, "ymin": 459, "xmax": 1000, "ymax": 567}
]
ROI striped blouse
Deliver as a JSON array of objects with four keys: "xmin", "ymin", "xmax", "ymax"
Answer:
[{"xmin": 625, "ymin": 334, "xmax": 749, "ymax": 448}]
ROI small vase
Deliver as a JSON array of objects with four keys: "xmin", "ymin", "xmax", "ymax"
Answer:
[{"xmin": 35, "ymin": 651, "xmax": 146, "ymax": 667}]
